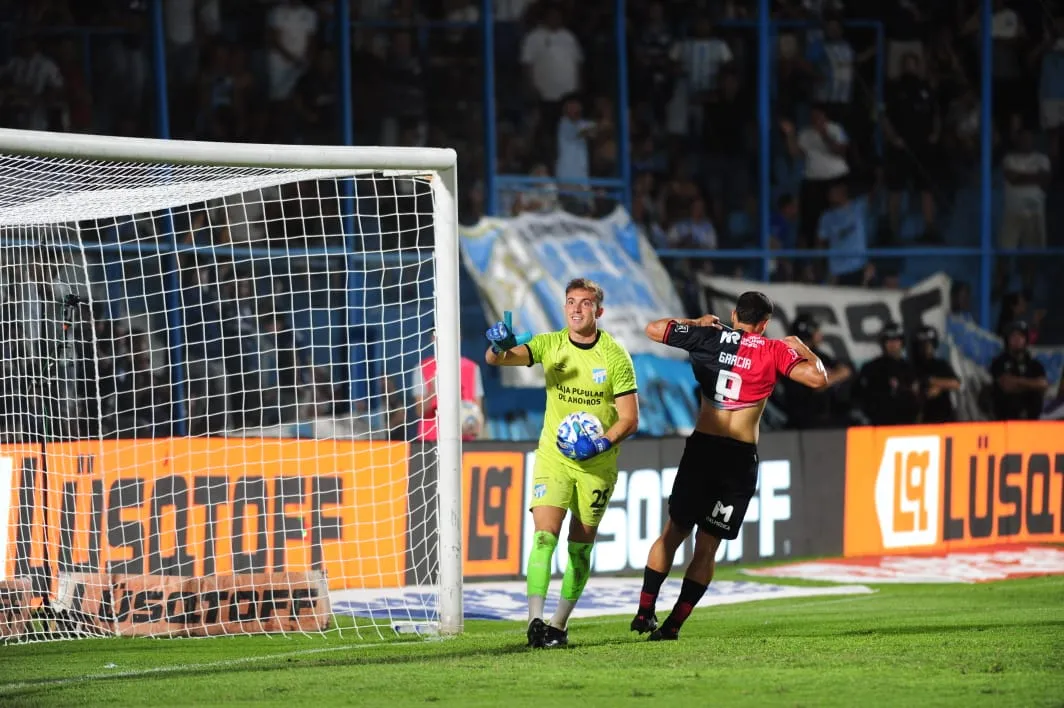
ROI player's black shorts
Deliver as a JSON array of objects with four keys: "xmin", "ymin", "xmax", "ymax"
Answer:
[{"xmin": 668, "ymin": 431, "xmax": 759, "ymax": 540}]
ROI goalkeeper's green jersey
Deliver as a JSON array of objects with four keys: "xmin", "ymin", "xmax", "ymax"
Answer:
[{"xmin": 525, "ymin": 328, "xmax": 638, "ymax": 474}]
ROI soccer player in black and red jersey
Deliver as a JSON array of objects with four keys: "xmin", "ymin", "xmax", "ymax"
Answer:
[{"xmin": 630, "ymin": 291, "xmax": 830, "ymax": 641}]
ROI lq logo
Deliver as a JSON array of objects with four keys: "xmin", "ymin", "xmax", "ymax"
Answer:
[{"xmin": 874, "ymin": 436, "xmax": 941, "ymax": 549}]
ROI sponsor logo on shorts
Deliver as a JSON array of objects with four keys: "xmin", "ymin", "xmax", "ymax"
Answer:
[
  {"xmin": 706, "ymin": 500, "xmax": 734, "ymax": 530},
  {"xmin": 592, "ymin": 368, "xmax": 607, "ymax": 384},
  {"xmin": 533, "ymin": 483, "xmax": 547, "ymax": 499}
]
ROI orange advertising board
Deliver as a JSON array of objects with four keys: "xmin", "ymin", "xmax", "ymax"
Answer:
[
  {"xmin": 462, "ymin": 451, "xmax": 525, "ymax": 577},
  {"xmin": 844, "ymin": 422, "xmax": 1064, "ymax": 556},
  {"xmin": 0, "ymin": 439, "xmax": 410, "ymax": 593}
]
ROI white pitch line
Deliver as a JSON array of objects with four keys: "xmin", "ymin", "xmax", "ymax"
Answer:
[{"xmin": 0, "ymin": 640, "xmax": 427, "ymax": 696}]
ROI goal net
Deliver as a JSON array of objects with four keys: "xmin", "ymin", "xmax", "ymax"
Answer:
[{"xmin": 0, "ymin": 129, "xmax": 463, "ymax": 641}]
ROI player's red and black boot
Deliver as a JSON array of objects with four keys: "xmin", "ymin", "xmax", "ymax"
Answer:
[
  {"xmin": 647, "ymin": 626, "xmax": 679, "ymax": 641},
  {"xmin": 543, "ymin": 623, "xmax": 569, "ymax": 648},
  {"xmin": 527, "ymin": 617, "xmax": 547, "ymax": 648},
  {"xmin": 629, "ymin": 613, "xmax": 658, "ymax": 635}
]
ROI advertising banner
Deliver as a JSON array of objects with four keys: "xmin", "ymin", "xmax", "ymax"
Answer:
[
  {"xmin": 462, "ymin": 450, "xmax": 526, "ymax": 578},
  {"xmin": 844, "ymin": 422, "xmax": 1064, "ymax": 556},
  {"xmin": 0, "ymin": 439, "xmax": 411, "ymax": 599},
  {"xmin": 460, "ymin": 433, "xmax": 847, "ymax": 580},
  {"xmin": 459, "ymin": 207, "xmax": 697, "ymax": 435},
  {"xmin": 50, "ymin": 571, "xmax": 331, "ymax": 637}
]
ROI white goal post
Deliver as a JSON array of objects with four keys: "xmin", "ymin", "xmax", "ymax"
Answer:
[{"xmin": 0, "ymin": 127, "xmax": 463, "ymax": 639}]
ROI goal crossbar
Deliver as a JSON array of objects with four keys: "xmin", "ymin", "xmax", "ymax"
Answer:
[{"xmin": 0, "ymin": 128, "xmax": 458, "ymax": 172}]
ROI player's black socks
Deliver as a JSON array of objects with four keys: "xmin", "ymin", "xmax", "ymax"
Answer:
[
  {"xmin": 661, "ymin": 577, "xmax": 708, "ymax": 634},
  {"xmin": 638, "ymin": 566, "xmax": 668, "ymax": 616}
]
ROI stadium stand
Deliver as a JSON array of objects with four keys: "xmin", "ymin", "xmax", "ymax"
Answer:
[{"xmin": 0, "ymin": 0, "xmax": 1062, "ymax": 440}]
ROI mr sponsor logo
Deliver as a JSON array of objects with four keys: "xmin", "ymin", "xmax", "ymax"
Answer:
[
  {"xmin": 707, "ymin": 500, "xmax": 735, "ymax": 532},
  {"xmin": 845, "ymin": 422, "xmax": 1064, "ymax": 555}
]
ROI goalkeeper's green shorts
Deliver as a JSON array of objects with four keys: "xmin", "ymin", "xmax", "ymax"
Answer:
[{"xmin": 529, "ymin": 449, "xmax": 618, "ymax": 528}]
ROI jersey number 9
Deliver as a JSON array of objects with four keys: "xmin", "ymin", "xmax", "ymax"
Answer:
[{"xmin": 714, "ymin": 370, "xmax": 743, "ymax": 403}]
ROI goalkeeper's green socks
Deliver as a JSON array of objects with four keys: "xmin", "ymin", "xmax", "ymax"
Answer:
[
  {"xmin": 527, "ymin": 530, "xmax": 558, "ymax": 622},
  {"xmin": 549, "ymin": 541, "xmax": 593, "ymax": 630}
]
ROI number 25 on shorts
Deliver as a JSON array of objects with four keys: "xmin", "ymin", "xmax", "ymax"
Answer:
[{"xmin": 589, "ymin": 487, "xmax": 611, "ymax": 510}]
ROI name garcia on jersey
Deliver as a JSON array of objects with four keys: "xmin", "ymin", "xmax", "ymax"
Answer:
[{"xmin": 718, "ymin": 351, "xmax": 752, "ymax": 370}]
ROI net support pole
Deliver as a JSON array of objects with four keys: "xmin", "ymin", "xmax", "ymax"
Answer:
[
  {"xmin": 757, "ymin": 0, "xmax": 771, "ymax": 282},
  {"xmin": 481, "ymin": 0, "xmax": 497, "ymax": 216},
  {"xmin": 432, "ymin": 164, "xmax": 463, "ymax": 635},
  {"xmin": 338, "ymin": 0, "xmax": 353, "ymax": 146},
  {"xmin": 150, "ymin": 0, "xmax": 170, "ymax": 140},
  {"xmin": 874, "ymin": 22, "xmax": 885, "ymax": 157},
  {"xmin": 337, "ymin": 0, "xmax": 361, "ymax": 409},
  {"xmin": 615, "ymin": 0, "xmax": 632, "ymax": 212},
  {"xmin": 978, "ymin": 0, "xmax": 993, "ymax": 330},
  {"xmin": 150, "ymin": 0, "xmax": 189, "ymax": 433}
]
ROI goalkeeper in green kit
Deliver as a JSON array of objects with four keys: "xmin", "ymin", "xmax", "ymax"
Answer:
[{"xmin": 484, "ymin": 278, "xmax": 639, "ymax": 648}]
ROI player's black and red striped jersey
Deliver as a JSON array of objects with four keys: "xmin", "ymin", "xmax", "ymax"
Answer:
[{"xmin": 662, "ymin": 322, "xmax": 802, "ymax": 410}]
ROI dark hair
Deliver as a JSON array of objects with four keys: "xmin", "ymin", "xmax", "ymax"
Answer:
[{"xmin": 735, "ymin": 291, "xmax": 773, "ymax": 325}]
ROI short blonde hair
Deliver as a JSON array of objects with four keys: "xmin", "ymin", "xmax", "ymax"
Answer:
[{"xmin": 565, "ymin": 278, "xmax": 604, "ymax": 307}]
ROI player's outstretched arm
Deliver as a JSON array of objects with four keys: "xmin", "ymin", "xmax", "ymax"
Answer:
[
  {"xmin": 782, "ymin": 335, "xmax": 830, "ymax": 390},
  {"xmin": 484, "ymin": 344, "xmax": 532, "ymax": 367},
  {"xmin": 644, "ymin": 314, "xmax": 722, "ymax": 343}
]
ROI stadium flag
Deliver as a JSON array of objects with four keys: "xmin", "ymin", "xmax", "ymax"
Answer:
[
  {"xmin": 460, "ymin": 207, "xmax": 697, "ymax": 435},
  {"xmin": 699, "ymin": 272, "xmax": 1064, "ymax": 420},
  {"xmin": 698, "ymin": 272, "xmax": 952, "ymax": 368}
]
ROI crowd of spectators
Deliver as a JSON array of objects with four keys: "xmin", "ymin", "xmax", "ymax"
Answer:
[{"xmin": 0, "ymin": 0, "xmax": 1061, "ymax": 439}]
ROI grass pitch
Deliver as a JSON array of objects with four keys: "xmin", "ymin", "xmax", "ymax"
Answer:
[{"xmin": 1, "ymin": 568, "xmax": 1061, "ymax": 708}]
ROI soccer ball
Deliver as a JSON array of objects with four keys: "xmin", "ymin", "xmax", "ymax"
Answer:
[
  {"xmin": 460, "ymin": 400, "xmax": 484, "ymax": 438},
  {"xmin": 556, "ymin": 411, "xmax": 604, "ymax": 447}
]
